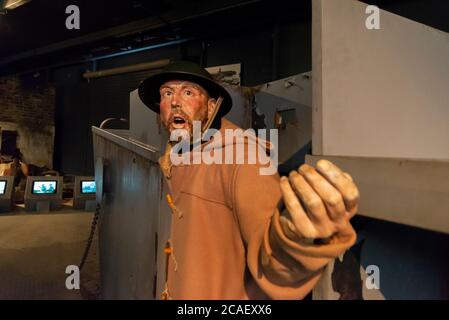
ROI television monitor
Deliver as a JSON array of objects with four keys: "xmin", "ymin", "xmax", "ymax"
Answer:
[
  {"xmin": 24, "ymin": 176, "xmax": 63, "ymax": 211},
  {"xmin": 81, "ymin": 180, "xmax": 96, "ymax": 194},
  {"xmin": 32, "ymin": 180, "xmax": 57, "ymax": 195},
  {"xmin": 0, "ymin": 181, "xmax": 6, "ymax": 195},
  {"xmin": 73, "ymin": 176, "xmax": 96, "ymax": 210}
]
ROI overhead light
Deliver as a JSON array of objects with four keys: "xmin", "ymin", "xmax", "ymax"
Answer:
[{"xmin": 0, "ymin": 0, "xmax": 32, "ymax": 11}]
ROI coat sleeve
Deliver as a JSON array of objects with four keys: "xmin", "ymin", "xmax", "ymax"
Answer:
[{"xmin": 231, "ymin": 163, "xmax": 357, "ymax": 300}]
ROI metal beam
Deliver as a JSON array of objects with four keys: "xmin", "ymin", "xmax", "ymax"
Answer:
[{"xmin": 83, "ymin": 59, "xmax": 170, "ymax": 79}]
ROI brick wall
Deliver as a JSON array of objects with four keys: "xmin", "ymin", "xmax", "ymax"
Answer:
[
  {"xmin": 0, "ymin": 75, "xmax": 55, "ymax": 168},
  {"xmin": 0, "ymin": 75, "xmax": 55, "ymax": 127}
]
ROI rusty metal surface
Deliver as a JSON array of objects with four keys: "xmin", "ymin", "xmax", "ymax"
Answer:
[
  {"xmin": 92, "ymin": 128, "xmax": 171, "ymax": 299},
  {"xmin": 92, "ymin": 126, "xmax": 158, "ymax": 162}
]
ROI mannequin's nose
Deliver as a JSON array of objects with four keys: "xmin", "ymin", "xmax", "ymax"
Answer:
[{"xmin": 171, "ymin": 102, "xmax": 182, "ymax": 110}]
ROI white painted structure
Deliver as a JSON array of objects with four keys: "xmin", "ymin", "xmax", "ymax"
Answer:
[
  {"xmin": 311, "ymin": 0, "xmax": 449, "ymax": 300},
  {"xmin": 312, "ymin": 0, "xmax": 449, "ymax": 160},
  {"xmin": 311, "ymin": 0, "xmax": 449, "ymax": 234}
]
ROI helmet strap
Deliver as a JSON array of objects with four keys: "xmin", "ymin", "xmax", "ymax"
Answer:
[{"xmin": 201, "ymin": 96, "xmax": 223, "ymax": 141}]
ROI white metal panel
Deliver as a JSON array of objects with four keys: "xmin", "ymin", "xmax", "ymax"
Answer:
[
  {"xmin": 306, "ymin": 155, "xmax": 449, "ymax": 234},
  {"xmin": 312, "ymin": 0, "xmax": 449, "ymax": 160}
]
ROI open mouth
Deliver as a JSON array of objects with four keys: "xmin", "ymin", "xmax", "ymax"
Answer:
[
  {"xmin": 173, "ymin": 116, "xmax": 186, "ymax": 125},
  {"xmin": 170, "ymin": 114, "xmax": 188, "ymax": 129}
]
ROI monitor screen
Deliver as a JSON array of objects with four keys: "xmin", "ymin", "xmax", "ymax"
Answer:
[
  {"xmin": 0, "ymin": 181, "xmax": 6, "ymax": 195},
  {"xmin": 32, "ymin": 181, "xmax": 57, "ymax": 194},
  {"xmin": 81, "ymin": 180, "xmax": 96, "ymax": 194}
]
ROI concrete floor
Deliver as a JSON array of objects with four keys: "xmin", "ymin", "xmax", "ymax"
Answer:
[{"xmin": 0, "ymin": 203, "xmax": 100, "ymax": 300}]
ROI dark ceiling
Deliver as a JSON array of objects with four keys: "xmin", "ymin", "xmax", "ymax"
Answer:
[
  {"xmin": 0, "ymin": 0, "xmax": 312, "ymax": 74},
  {"xmin": 0, "ymin": 0, "xmax": 235, "ymax": 57},
  {"xmin": 0, "ymin": 0, "xmax": 448, "ymax": 76}
]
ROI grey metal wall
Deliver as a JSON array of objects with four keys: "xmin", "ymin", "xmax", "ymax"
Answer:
[{"xmin": 92, "ymin": 129, "xmax": 170, "ymax": 299}]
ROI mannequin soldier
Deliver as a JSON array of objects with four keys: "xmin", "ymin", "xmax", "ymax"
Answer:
[{"xmin": 138, "ymin": 61, "xmax": 359, "ymax": 299}]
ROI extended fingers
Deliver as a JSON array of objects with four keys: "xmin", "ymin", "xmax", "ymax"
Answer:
[
  {"xmin": 298, "ymin": 164, "xmax": 347, "ymax": 223},
  {"xmin": 315, "ymin": 160, "xmax": 360, "ymax": 217},
  {"xmin": 281, "ymin": 174, "xmax": 337, "ymax": 239},
  {"xmin": 288, "ymin": 171, "xmax": 331, "ymax": 226},
  {"xmin": 280, "ymin": 177, "xmax": 315, "ymax": 238}
]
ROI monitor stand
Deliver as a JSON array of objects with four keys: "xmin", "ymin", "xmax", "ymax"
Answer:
[
  {"xmin": 0, "ymin": 199, "xmax": 12, "ymax": 213},
  {"xmin": 85, "ymin": 200, "xmax": 97, "ymax": 212},
  {"xmin": 36, "ymin": 201, "xmax": 51, "ymax": 212}
]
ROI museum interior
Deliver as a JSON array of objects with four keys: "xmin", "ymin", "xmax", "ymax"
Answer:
[{"xmin": 0, "ymin": 0, "xmax": 448, "ymax": 300}]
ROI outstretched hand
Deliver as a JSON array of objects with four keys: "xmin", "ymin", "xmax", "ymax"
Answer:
[{"xmin": 279, "ymin": 160, "xmax": 359, "ymax": 241}]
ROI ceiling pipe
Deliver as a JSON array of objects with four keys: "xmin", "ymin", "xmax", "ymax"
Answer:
[
  {"xmin": 2, "ymin": 38, "xmax": 188, "ymax": 78},
  {"xmin": 83, "ymin": 58, "xmax": 170, "ymax": 79},
  {"xmin": 89, "ymin": 38, "xmax": 191, "ymax": 62}
]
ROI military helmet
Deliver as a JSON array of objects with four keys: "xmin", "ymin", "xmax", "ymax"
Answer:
[{"xmin": 138, "ymin": 60, "xmax": 233, "ymax": 117}]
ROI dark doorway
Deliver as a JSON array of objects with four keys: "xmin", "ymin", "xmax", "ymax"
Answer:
[{"xmin": 0, "ymin": 130, "xmax": 18, "ymax": 155}]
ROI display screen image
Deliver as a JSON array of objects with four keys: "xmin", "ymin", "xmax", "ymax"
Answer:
[
  {"xmin": 32, "ymin": 181, "xmax": 57, "ymax": 194},
  {"xmin": 0, "ymin": 181, "xmax": 6, "ymax": 195},
  {"xmin": 81, "ymin": 181, "xmax": 96, "ymax": 194}
]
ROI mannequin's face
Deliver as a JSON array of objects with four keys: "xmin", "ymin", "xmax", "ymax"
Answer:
[{"xmin": 159, "ymin": 80, "xmax": 217, "ymax": 135}]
